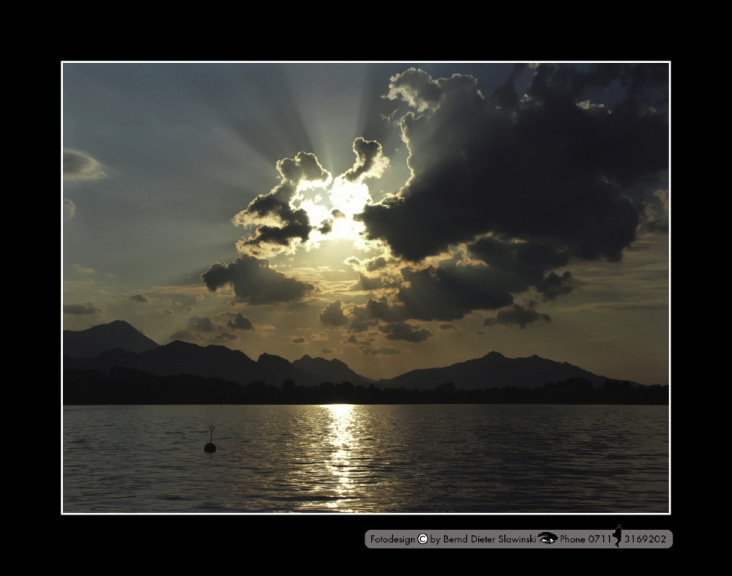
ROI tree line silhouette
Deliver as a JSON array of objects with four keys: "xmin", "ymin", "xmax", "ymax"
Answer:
[{"xmin": 64, "ymin": 367, "xmax": 668, "ymax": 405}]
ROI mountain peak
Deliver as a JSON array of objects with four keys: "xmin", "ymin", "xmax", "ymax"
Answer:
[
  {"xmin": 166, "ymin": 339, "xmax": 200, "ymax": 350},
  {"xmin": 292, "ymin": 355, "xmax": 372, "ymax": 385},
  {"xmin": 64, "ymin": 320, "xmax": 159, "ymax": 358},
  {"xmin": 107, "ymin": 319, "xmax": 133, "ymax": 328},
  {"xmin": 257, "ymin": 353, "xmax": 290, "ymax": 365}
]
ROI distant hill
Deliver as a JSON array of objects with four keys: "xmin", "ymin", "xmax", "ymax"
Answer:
[
  {"xmin": 136, "ymin": 340, "xmax": 261, "ymax": 384},
  {"xmin": 377, "ymin": 351, "xmax": 611, "ymax": 390},
  {"xmin": 63, "ymin": 321, "xmax": 628, "ymax": 391},
  {"xmin": 293, "ymin": 355, "xmax": 373, "ymax": 387},
  {"xmin": 257, "ymin": 352, "xmax": 311, "ymax": 386},
  {"xmin": 63, "ymin": 320, "xmax": 159, "ymax": 358}
]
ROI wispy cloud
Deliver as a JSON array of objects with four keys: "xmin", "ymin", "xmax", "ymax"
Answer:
[{"xmin": 63, "ymin": 149, "xmax": 107, "ymax": 182}]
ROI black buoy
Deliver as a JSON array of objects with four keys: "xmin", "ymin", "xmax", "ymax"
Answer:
[{"xmin": 204, "ymin": 425, "xmax": 216, "ymax": 453}]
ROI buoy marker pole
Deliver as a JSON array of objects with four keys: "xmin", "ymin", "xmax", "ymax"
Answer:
[{"xmin": 204, "ymin": 425, "xmax": 217, "ymax": 454}]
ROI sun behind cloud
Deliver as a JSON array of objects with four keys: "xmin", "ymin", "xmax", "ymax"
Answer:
[
  {"xmin": 189, "ymin": 63, "xmax": 668, "ymax": 383},
  {"xmin": 302, "ymin": 176, "xmax": 379, "ymax": 251},
  {"xmin": 232, "ymin": 137, "xmax": 390, "ymax": 261}
]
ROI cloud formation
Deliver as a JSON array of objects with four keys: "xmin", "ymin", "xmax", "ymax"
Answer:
[
  {"xmin": 484, "ymin": 300, "xmax": 551, "ymax": 328},
  {"xmin": 202, "ymin": 255, "xmax": 314, "ymax": 304},
  {"xmin": 200, "ymin": 64, "xmax": 668, "ymax": 357},
  {"xmin": 227, "ymin": 313, "xmax": 255, "ymax": 331},
  {"xmin": 358, "ymin": 65, "xmax": 667, "ymax": 265},
  {"xmin": 64, "ymin": 199, "xmax": 76, "ymax": 219},
  {"xmin": 170, "ymin": 315, "xmax": 240, "ymax": 345},
  {"xmin": 396, "ymin": 258, "xmax": 513, "ymax": 321},
  {"xmin": 362, "ymin": 346, "xmax": 401, "ymax": 356},
  {"xmin": 342, "ymin": 137, "xmax": 389, "ymax": 182},
  {"xmin": 63, "ymin": 149, "xmax": 107, "ymax": 181},
  {"xmin": 345, "ymin": 297, "xmax": 404, "ymax": 333},
  {"xmin": 233, "ymin": 151, "xmax": 330, "ymax": 256},
  {"xmin": 320, "ymin": 300, "xmax": 349, "ymax": 326},
  {"xmin": 378, "ymin": 321, "xmax": 432, "ymax": 342},
  {"xmin": 63, "ymin": 303, "xmax": 102, "ymax": 316}
]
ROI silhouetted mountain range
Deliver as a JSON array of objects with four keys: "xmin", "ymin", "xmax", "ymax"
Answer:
[
  {"xmin": 63, "ymin": 320, "xmax": 628, "ymax": 390},
  {"xmin": 376, "ymin": 351, "xmax": 608, "ymax": 390}
]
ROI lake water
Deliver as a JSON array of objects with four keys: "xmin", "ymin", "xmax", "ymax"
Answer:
[{"xmin": 62, "ymin": 404, "xmax": 669, "ymax": 514}]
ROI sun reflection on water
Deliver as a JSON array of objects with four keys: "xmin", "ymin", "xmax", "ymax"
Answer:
[{"xmin": 322, "ymin": 404, "xmax": 357, "ymax": 510}]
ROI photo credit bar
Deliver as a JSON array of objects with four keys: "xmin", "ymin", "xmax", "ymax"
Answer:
[{"xmin": 365, "ymin": 530, "xmax": 672, "ymax": 549}]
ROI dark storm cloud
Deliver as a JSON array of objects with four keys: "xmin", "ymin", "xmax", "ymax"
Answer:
[
  {"xmin": 396, "ymin": 258, "xmax": 513, "ymax": 321},
  {"xmin": 468, "ymin": 236, "xmax": 569, "ymax": 274},
  {"xmin": 64, "ymin": 303, "xmax": 102, "ymax": 315},
  {"xmin": 349, "ymin": 256, "xmax": 529, "ymax": 325},
  {"xmin": 353, "ymin": 272, "xmax": 383, "ymax": 291},
  {"xmin": 363, "ymin": 298, "xmax": 404, "ymax": 323},
  {"xmin": 292, "ymin": 337, "xmax": 306, "ymax": 344},
  {"xmin": 319, "ymin": 300, "xmax": 348, "ymax": 326},
  {"xmin": 535, "ymin": 271, "xmax": 574, "ymax": 301},
  {"xmin": 467, "ymin": 236, "xmax": 574, "ymax": 301},
  {"xmin": 202, "ymin": 255, "xmax": 314, "ymax": 304},
  {"xmin": 484, "ymin": 301, "xmax": 551, "ymax": 328},
  {"xmin": 358, "ymin": 64, "xmax": 668, "ymax": 265},
  {"xmin": 526, "ymin": 62, "xmax": 668, "ymax": 109},
  {"xmin": 378, "ymin": 322, "xmax": 432, "ymax": 343},
  {"xmin": 390, "ymin": 248, "xmax": 575, "ymax": 322},
  {"xmin": 130, "ymin": 294, "xmax": 150, "ymax": 303},
  {"xmin": 346, "ymin": 306, "xmax": 376, "ymax": 333},
  {"xmin": 490, "ymin": 63, "xmax": 529, "ymax": 112},
  {"xmin": 366, "ymin": 257, "xmax": 387, "ymax": 271},
  {"xmin": 228, "ymin": 313, "xmax": 255, "ymax": 331},
  {"xmin": 347, "ymin": 297, "xmax": 405, "ymax": 332},
  {"xmin": 240, "ymin": 207, "xmax": 311, "ymax": 249},
  {"xmin": 235, "ymin": 151, "xmax": 330, "ymax": 253}
]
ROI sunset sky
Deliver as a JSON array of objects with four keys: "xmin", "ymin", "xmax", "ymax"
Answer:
[{"xmin": 62, "ymin": 62, "xmax": 669, "ymax": 385}]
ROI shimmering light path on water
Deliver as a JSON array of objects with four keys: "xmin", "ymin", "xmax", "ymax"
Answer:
[{"xmin": 63, "ymin": 404, "xmax": 669, "ymax": 513}]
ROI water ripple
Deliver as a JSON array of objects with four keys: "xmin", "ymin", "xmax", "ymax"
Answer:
[{"xmin": 63, "ymin": 404, "xmax": 669, "ymax": 513}]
